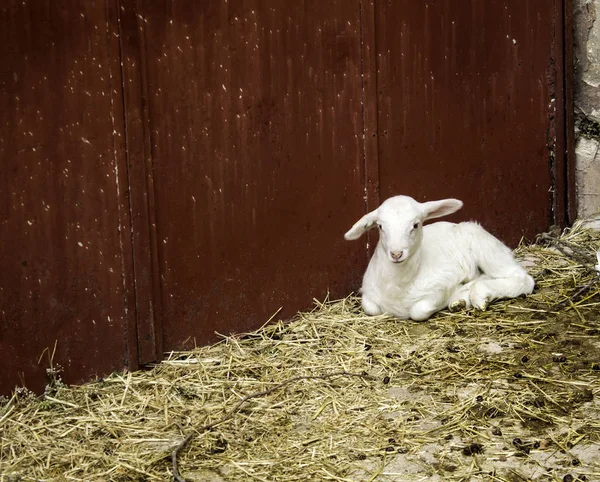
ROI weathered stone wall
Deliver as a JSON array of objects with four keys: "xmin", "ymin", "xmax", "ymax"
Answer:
[{"xmin": 574, "ymin": 0, "xmax": 600, "ymax": 217}]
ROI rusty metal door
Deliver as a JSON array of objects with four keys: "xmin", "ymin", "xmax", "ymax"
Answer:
[
  {"xmin": 120, "ymin": 0, "xmax": 571, "ymax": 358},
  {"xmin": 368, "ymin": 0, "xmax": 573, "ymax": 246},
  {"xmin": 119, "ymin": 0, "xmax": 368, "ymax": 356},
  {"xmin": 0, "ymin": 1, "xmax": 136, "ymax": 394},
  {"xmin": 0, "ymin": 0, "xmax": 572, "ymax": 394}
]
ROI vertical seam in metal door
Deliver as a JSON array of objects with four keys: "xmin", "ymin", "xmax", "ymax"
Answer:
[
  {"xmin": 358, "ymin": 0, "xmax": 380, "ymax": 258},
  {"xmin": 112, "ymin": 0, "xmax": 141, "ymax": 369},
  {"xmin": 137, "ymin": 0, "xmax": 163, "ymax": 361},
  {"xmin": 563, "ymin": 0, "xmax": 576, "ymax": 224},
  {"xmin": 551, "ymin": 0, "xmax": 569, "ymax": 228}
]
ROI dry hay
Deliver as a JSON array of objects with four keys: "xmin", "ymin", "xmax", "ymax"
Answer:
[{"xmin": 2, "ymin": 222, "xmax": 600, "ymax": 482}]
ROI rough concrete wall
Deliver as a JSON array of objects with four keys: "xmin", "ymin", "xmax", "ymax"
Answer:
[{"xmin": 574, "ymin": 0, "xmax": 600, "ymax": 217}]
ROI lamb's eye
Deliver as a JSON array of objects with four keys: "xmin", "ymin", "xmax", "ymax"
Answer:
[
  {"xmin": 413, "ymin": 222, "xmax": 420, "ymax": 230},
  {"xmin": 377, "ymin": 223, "xmax": 382, "ymax": 230}
]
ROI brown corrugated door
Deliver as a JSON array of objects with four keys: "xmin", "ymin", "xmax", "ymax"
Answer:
[
  {"xmin": 0, "ymin": 1, "xmax": 136, "ymax": 393},
  {"xmin": 120, "ymin": 1, "xmax": 368, "ymax": 354},
  {"xmin": 372, "ymin": 0, "xmax": 570, "ymax": 246},
  {"xmin": 1, "ymin": 0, "xmax": 572, "ymax": 394},
  {"xmin": 119, "ymin": 0, "xmax": 571, "ymax": 359}
]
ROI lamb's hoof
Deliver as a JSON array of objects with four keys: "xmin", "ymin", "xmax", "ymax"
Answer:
[
  {"xmin": 470, "ymin": 285, "xmax": 491, "ymax": 312},
  {"xmin": 449, "ymin": 299, "xmax": 467, "ymax": 312},
  {"xmin": 473, "ymin": 297, "xmax": 490, "ymax": 312}
]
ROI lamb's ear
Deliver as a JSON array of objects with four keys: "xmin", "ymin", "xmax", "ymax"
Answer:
[
  {"xmin": 420, "ymin": 198, "xmax": 463, "ymax": 221},
  {"xmin": 344, "ymin": 210, "xmax": 379, "ymax": 240}
]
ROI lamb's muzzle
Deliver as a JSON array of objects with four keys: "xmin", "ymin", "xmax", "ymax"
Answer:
[{"xmin": 390, "ymin": 251, "xmax": 404, "ymax": 262}]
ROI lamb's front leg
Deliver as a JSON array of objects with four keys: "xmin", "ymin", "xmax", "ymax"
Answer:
[
  {"xmin": 362, "ymin": 294, "xmax": 383, "ymax": 316},
  {"xmin": 447, "ymin": 281, "xmax": 477, "ymax": 312},
  {"xmin": 409, "ymin": 295, "xmax": 446, "ymax": 321}
]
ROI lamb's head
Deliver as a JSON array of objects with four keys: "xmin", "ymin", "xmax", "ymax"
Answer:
[{"xmin": 344, "ymin": 195, "xmax": 463, "ymax": 264}]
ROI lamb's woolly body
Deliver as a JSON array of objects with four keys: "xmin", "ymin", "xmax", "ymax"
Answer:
[
  {"xmin": 362, "ymin": 222, "xmax": 477, "ymax": 318},
  {"xmin": 346, "ymin": 195, "xmax": 535, "ymax": 321}
]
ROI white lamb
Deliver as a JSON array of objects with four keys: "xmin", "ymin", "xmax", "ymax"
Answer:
[{"xmin": 345, "ymin": 195, "xmax": 535, "ymax": 321}]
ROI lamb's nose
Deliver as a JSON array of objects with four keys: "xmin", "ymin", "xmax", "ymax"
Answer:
[{"xmin": 390, "ymin": 251, "xmax": 403, "ymax": 261}]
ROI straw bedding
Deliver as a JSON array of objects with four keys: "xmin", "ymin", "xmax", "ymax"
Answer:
[{"xmin": 2, "ymin": 222, "xmax": 600, "ymax": 481}]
